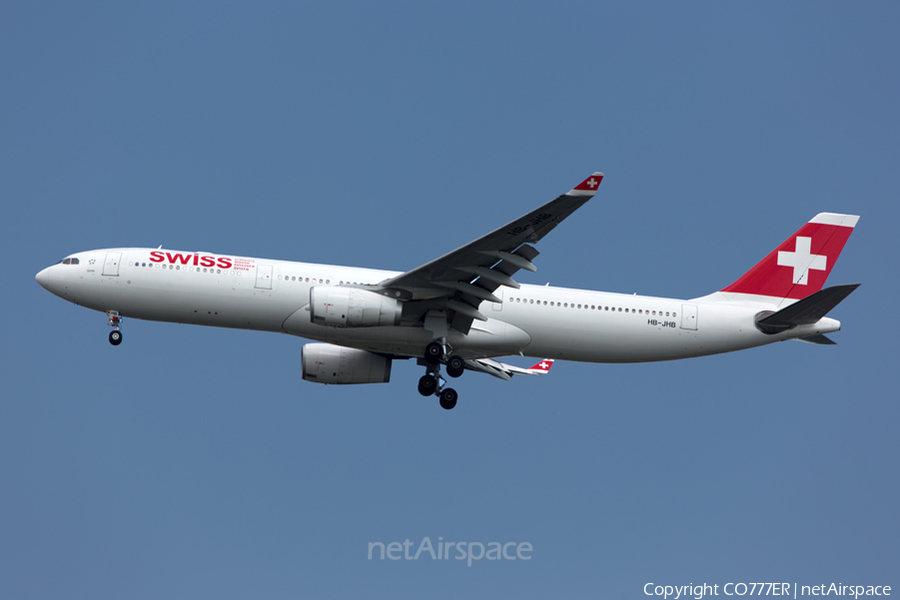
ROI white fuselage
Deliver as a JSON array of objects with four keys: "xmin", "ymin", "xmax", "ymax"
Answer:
[{"xmin": 36, "ymin": 247, "xmax": 841, "ymax": 363}]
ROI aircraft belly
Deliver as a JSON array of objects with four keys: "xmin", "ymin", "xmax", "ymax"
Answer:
[
  {"xmin": 511, "ymin": 302, "xmax": 770, "ymax": 363},
  {"xmin": 282, "ymin": 308, "xmax": 530, "ymax": 358}
]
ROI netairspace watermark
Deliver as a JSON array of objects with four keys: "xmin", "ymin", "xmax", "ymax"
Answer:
[
  {"xmin": 368, "ymin": 537, "xmax": 532, "ymax": 567},
  {"xmin": 644, "ymin": 582, "xmax": 891, "ymax": 600}
]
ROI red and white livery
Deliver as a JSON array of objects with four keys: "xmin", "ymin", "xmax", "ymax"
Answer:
[{"xmin": 36, "ymin": 172, "xmax": 860, "ymax": 410}]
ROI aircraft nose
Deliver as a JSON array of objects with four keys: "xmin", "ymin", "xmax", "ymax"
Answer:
[{"xmin": 35, "ymin": 266, "xmax": 53, "ymax": 290}]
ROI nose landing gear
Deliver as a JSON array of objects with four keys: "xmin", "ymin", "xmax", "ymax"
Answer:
[
  {"xmin": 107, "ymin": 311, "xmax": 123, "ymax": 346},
  {"xmin": 419, "ymin": 339, "xmax": 462, "ymax": 410}
]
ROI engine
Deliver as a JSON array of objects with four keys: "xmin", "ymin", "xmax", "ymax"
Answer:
[
  {"xmin": 309, "ymin": 287, "xmax": 402, "ymax": 328},
  {"xmin": 301, "ymin": 343, "xmax": 392, "ymax": 385}
]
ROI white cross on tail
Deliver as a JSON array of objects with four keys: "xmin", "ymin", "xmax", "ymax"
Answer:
[{"xmin": 777, "ymin": 236, "xmax": 826, "ymax": 285}]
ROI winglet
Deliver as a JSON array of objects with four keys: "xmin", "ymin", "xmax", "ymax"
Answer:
[
  {"xmin": 567, "ymin": 173, "xmax": 604, "ymax": 197},
  {"xmin": 526, "ymin": 359, "xmax": 554, "ymax": 374}
]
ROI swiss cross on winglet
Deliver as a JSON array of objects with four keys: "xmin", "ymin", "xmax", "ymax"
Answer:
[
  {"xmin": 567, "ymin": 172, "xmax": 604, "ymax": 196},
  {"xmin": 527, "ymin": 359, "xmax": 554, "ymax": 374}
]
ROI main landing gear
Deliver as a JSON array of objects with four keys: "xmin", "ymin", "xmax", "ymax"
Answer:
[
  {"xmin": 418, "ymin": 340, "xmax": 465, "ymax": 410},
  {"xmin": 107, "ymin": 310, "xmax": 123, "ymax": 346}
]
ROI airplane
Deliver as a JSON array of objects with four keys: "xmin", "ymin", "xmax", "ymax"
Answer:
[{"xmin": 35, "ymin": 173, "xmax": 860, "ymax": 410}]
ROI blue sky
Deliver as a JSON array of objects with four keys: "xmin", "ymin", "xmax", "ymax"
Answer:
[{"xmin": 2, "ymin": 2, "xmax": 897, "ymax": 598}]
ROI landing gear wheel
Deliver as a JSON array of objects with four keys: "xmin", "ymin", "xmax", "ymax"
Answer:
[
  {"xmin": 424, "ymin": 341, "xmax": 443, "ymax": 365},
  {"xmin": 439, "ymin": 388, "xmax": 458, "ymax": 410},
  {"xmin": 446, "ymin": 355, "xmax": 465, "ymax": 378},
  {"xmin": 418, "ymin": 374, "xmax": 438, "ymax": 396},
  {"xmin": 109, "ymin": 330, "xmax": 123, "ymax": 346}
]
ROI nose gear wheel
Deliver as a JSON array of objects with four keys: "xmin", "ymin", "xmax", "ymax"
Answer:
[{"xmin": 107, "ymin": 311, "xmax": 123, "ymax": 346}]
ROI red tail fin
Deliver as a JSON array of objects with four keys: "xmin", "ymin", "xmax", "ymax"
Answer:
[{"xmin": 721, "ymin": 213, "xmax": 859, "ymax": 300}]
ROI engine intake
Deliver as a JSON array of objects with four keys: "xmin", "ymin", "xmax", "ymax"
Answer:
[
  {"xmin": 301, "ymin": 343, "xmax": 392, "ymax": 384},
  {"xmin": 310, "ymin": 287, "xmax": 402, "ymax": 327}
]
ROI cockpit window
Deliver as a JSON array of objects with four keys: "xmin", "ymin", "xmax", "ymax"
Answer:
[
  {"xmin": 60, "ymin": 258, "xmax": 79, "ymax": 265},
  {"xmin": 71, "ymin": 258, "xmax": 79, "ymax": 265}
]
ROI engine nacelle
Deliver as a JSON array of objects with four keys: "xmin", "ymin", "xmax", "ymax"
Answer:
[
  {"xmin": 301, "ymin": 343, "xmax": 392, "ymax": 385},
  {"xmin": 309, "ymin": 287, "xmax": 402, "ymax": 328}
]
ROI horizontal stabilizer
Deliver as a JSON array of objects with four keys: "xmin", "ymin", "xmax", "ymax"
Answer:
[
  {"xmin": 795, "ymin": 334, "xmax": 837, "ymax": 345},
  {"xmin": 756, "ymin": 284, "xmax": 859, "ymax": 334}
]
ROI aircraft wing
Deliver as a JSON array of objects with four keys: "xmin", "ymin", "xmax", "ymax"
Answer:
[
  {"xmin": 377, "ymin": 173, "xmax": 603, "ymax": 334},
  {"xmin": 464, "ymin": 358, "xmax": 555, "ymax": 381}
]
